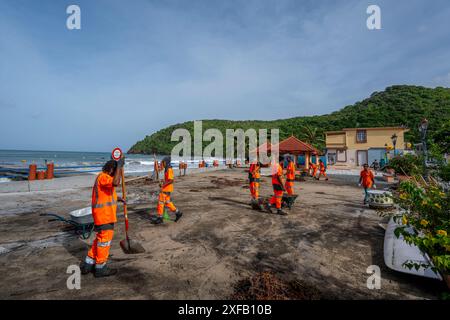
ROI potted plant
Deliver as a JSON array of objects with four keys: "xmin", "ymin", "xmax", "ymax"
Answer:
[{"xmin": 393, "ymin": 180, "xmax": 450, "ymax": 288}]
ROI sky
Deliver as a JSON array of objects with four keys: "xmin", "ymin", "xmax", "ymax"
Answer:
[{"xmin": 0, "ymin": 0, "xmax": 449, "ymax": 152}]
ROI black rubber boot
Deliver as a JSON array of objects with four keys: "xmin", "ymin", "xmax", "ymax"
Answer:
[
  {"xmin": 174, "ymin": 211, "xmax": 183, "ymax": 222},
  {"xmin": 277, "ymin": 209, "xmax": 288, "ymax": 216},
  {"xmin": 94, "ymin": 265, "xmax": 118, "ymax": 278},
  {"xmin": 264, "ymin": 202, "xmax": 273, "ymax": 214},
  {"xmin": 152, "ymin": 216, "xmax": 164, "ymax": 225},
  {"xmin": 80, "ymin": 261, "xmax": 94, "ymax": 275}
]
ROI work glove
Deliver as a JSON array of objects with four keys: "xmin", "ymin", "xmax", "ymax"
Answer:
[
  {"xmin": 358, "ymin": 183, "xmax": 362, "ymax": 187},
  {"xmin": 373, "ymin": 185, "xmax": 377, "ymax": 189}
]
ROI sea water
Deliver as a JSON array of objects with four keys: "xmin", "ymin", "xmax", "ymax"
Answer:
[{"xmin": 0, "ymin": 149, "xmax": 224, "ymax": 181}]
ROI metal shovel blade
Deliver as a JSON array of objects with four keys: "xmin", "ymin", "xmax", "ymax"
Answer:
[{"xmin": 120, "ymin": 238, "xmax": 145, "ymax": 254}]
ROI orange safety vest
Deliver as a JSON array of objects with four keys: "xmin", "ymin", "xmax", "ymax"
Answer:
[
  {"xmin": 271, "ymin": 163, "xmax": 283, "ymax": 190},
  {"xmin": 249, "ymin": 163, "xmax": 261, "ymax": 183},
  {"xmin": 162, "ymin": 167, "xmax": 174, "ymax": 193},
  {"xmin": 91, "ymin": 172, "xmax": 118, "ymax": 226},
  {"xmin": 286, "ymin": 161, "xmax": 295, "ymax": 182}
]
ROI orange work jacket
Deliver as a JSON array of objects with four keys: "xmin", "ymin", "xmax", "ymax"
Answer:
[
  {"xmin": 286, "ymin": 161, "xmax": 295, "ymax": 182},
  {"xmin": 92, "ymin": 172, "xmax": 118, "ymax": 226},
  {"xmin": 162, "ymin": 167, "xmax": 174, "ymax": 193},
  {"xmin": 249, "ymin": 163, "xmax": 261, "ymax": 183}
]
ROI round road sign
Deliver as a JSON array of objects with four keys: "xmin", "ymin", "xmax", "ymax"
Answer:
[{"xmin": 112, "ymin": 147, "xmax": 123, "ymax": 161}]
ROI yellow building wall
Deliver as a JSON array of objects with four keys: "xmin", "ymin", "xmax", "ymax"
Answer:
[
  {"xmin": 345, "ymin": 129, "xmax": 406, "ymax": 150},
  {"xmin": 325, "ymin": 133, "xmax": 346, "ymax": 145}
]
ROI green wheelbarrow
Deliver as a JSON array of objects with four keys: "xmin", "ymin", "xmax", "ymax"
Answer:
[
  {"xmin": 40, "ymin": 207, "xmax": 94, "ymax": 240},
  {"xmin": 250, "ymin": 194, "xmax": 298, "ymax": 212}
]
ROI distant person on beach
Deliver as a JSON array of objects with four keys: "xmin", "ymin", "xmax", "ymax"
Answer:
[
  {"xmin": 309, "ymin": 161, "xmax": 318, "ymax": 178},
  {"xmin": 80, "ymin": 157, "xmax": 125, "ymax": 278},
  {"xmin": 153, "ymin": 156, "xmax": 183, "ymax": 225},
  {"xmin": 316, "ymin": 159, "xmax": 328, "ymax": 181},
  {"xmin": 359, "ymin": 164, "xmax": 376, "ymax": 205},
  {"xmin": 248, "ymin": 160, "xmax": 261, "ymax": 202},
  {"xmin": 284, "ymin": 156, "xmax": 295, "ymax": 195},
  {"xmin": 265, "ymin": 157, "xmax": 287, "ymax": 215},
  {"xmin": 370, "ymin": 159, "xmax": 380, "ymax": 171}
]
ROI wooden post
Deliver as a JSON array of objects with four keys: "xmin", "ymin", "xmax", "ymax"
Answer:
[{"xmin": 305, "ymin": 152, "xmax": 310, "ymax": 170}]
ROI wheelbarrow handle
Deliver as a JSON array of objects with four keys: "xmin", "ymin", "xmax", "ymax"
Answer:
[{"xmin": 40, "ymin": 213, "xmax": 67, "ymax": 221}]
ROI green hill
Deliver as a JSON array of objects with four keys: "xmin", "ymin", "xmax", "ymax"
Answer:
[{"xmin": 128, "ymin": 85, "xmax": 450, "ymax": 155}]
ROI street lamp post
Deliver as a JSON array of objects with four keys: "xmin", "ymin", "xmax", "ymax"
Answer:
[
  {"xmin": 419, "ymin": 118, "xmax": 429, "ymax": 179},
  {"xmin": 391, "ymin": 134, "xmax": 398, "ymax": 156}
]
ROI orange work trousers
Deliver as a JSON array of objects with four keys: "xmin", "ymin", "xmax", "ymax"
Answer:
[
  {"xmin": 270, "ymin": 189, "xmax": 283, "ymax": 209},
  {"xmin": 157, "ymin": 192, "xmax": 177, "ymax": 216},
  {"xmin": 87, "ymin": 229, "xmax": 114, "ymax": 266},
  {"xmin": 285, "ymin": 181, "xmax": 294, "ymax": 195},
  {"xmin": 318, "ymin": 170, "xmax": 327, "ymax": 179},
  {"xmin": 249, "ymin": 182, "xmax": 259, "ymax": 199},
  {"xmin": 312, "ymin": 168, "xmax": 317, "ymax": 177}
]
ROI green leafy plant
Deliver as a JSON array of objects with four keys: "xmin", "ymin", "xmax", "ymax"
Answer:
[
  {"xmin": 388, "ymin": 154, "xmax": 424, "ymax": 176},
  {"xmin": 394, "ymin": 180, "xmax": 450, "ymax": 275}
]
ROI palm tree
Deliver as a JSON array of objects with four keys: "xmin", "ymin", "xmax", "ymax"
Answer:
[{"xmin": 298, "ymin": 124, "xmax": 325, "ymax": 148}]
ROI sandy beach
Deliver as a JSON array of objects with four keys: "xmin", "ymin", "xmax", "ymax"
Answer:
[{"xmin": 0, "ymin": 168, "xmax": 446, "ymax": 299}]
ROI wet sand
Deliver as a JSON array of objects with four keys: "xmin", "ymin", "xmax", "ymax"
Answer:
[{"xmin": 0, "ymin": 169, "xmax": 446, "ymax": 299}]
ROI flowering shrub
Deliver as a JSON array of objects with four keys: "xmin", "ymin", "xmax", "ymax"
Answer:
[
  {"xmin": 388, "ymin": 154, "xmax": 424, "ymax": 176},
  {"xmin": 394, "ymin": 181, "xmax": 450, "ymax": 275}
]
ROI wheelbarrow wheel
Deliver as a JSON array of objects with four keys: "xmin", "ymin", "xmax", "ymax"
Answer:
[{"xmin": 76, "ymin": 223, "xmax": 94, "ymax": 240}]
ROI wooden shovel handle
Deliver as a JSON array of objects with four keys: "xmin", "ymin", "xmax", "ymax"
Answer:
[{"xmin": 120, "ymin": 168, "xmax": 129, "ymax": 232}]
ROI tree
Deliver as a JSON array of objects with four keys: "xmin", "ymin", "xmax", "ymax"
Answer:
[
  {"xmin": 432, "ymin": 120, "xmax": 450, "ymax": 154},
  {"xmin": 298, "ymin": 124, "xmax": 325, "ymax": 149}
]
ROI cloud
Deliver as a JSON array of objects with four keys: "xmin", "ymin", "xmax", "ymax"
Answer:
[{"xmin": 0, "ymin": 0, "xmax": 449, "ymax": 151}]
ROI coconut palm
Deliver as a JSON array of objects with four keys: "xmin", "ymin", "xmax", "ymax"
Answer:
[{"xmin": 298, "ymin": 124, "xmax": 325, "ymax": 148}]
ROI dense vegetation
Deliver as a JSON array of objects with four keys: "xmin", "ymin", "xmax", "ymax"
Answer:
[{"xmin": 128, "ymin": 85, "xmax": 450, "ymax": 155}]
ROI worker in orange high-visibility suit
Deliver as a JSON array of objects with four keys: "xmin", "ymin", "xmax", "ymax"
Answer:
[
  {"xmin": 317, "ymin": 159, "xmax": 329, "ymax": 181},
  {"xmin": 285, "ymin": 156, "xmax": 296, "ymax": 195},
  {"xmin": 249, "ymin": 161, "xmax": 261, "ymax": 201},
  {"xmin": 265, "ymin": 158, "xmax": 287, "ymax": 215},
  {"xmin": 309, "ymin": 162, "xmax": 318, "ymax": 178},
  {"xmin": 359, "ymin": 163, "xmax": 376, "ymax": 204},
  {"xmin": 80, "ymin": 158, "xmax": 125, "ymax": 278},
  {"xmin": 153, "ymin": 156, "xmax": 183, "ymax": 225}
]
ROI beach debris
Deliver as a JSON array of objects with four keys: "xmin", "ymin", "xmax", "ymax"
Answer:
[{"xmin": 230, "ymin": 272, "xmax": 322, "ymax": 300}]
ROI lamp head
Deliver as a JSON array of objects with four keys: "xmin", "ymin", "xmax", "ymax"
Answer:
[
  {"xmin": 420, "ymin": 118, "xmax": 429, "ymax": 131},
  {"xmin": 391, "ymin": 133, "xmax": 398, "ymax": 145}
]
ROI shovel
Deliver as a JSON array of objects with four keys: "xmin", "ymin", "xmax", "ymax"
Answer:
[{"xmin": 119, "ymin": 168, "xmax": 145, "ymax": 254}]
